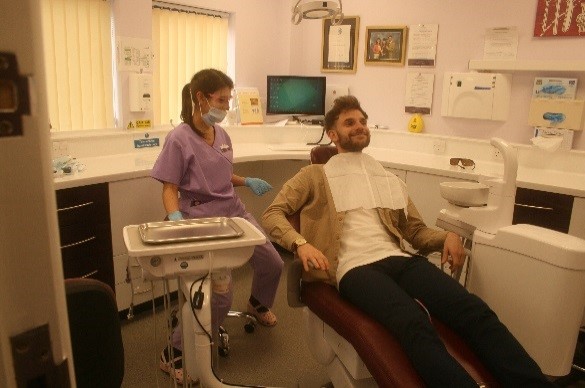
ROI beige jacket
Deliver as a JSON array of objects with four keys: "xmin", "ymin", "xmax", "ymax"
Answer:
[{"xmin": 261, "ymin": 164, "xmax": 448, "ymax": 286}]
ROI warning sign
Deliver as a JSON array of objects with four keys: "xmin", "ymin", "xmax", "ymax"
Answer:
[
  {"xmin": 136, "ymin": 119, "xmax": 152, "ymax": 128},
  {"xmin": 134, "ymin": 138, "xmax": 159, "ymax": 149}
]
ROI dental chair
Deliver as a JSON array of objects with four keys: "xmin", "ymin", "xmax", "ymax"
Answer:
[{"xmin": 286, "ymin": 145, "xmax": 497, "ymax": 387}]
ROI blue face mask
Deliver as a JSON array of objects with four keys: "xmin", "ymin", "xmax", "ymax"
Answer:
[{"xmin": 200, "ymin": 96, "xmax": 227, "ymax": 126}]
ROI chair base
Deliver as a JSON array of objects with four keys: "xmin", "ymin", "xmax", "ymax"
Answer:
[{"xmin": 226, "ymin": 310, "xmax": 257, "ymax": 333}]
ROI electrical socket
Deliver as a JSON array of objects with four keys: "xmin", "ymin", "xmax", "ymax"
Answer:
[
  {"xmin": 492, "ymin": 146, "xmax": 501, "ymax": 159},
  {"xmin": 433, "ymin": 139, "xmax": 446, "ymax": 154}
]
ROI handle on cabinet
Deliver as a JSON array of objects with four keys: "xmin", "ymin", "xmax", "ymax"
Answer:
[
  {"xmin": 61, "ymin": 236, "xmax": 96, "ymax": 249},
  {"xmin": 57, "ymin": 201, "xmax": 94, "ymax": 212},
  {"xmin": 514, "ymin": 203, "xmax": 554, "ymax": 211},
  {"xmin": 80, "ymin": 270, "xmax": 98, "ymax": 279}
]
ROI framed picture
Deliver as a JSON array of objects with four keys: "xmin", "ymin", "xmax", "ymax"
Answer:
[
  {"xmin": 534, "ymin": 0, "xmax": 585, "ymax": 37},
  {"xmin": 321, "ymin": 16, "xmax": 360, "ymax": 73},
  {"xmin": 364, "ymin": 26, "xmax": 407, "ymax": 66}
]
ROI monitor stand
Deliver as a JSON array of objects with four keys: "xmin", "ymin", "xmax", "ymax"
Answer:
[{"xmin": 285, "ymin": 116, "xmax": 301, "ymax": 125}]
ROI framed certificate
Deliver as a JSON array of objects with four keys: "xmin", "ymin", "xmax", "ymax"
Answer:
[{"xmin": 321, "ymin": 16, "xmax": 360, "ymax": 73}]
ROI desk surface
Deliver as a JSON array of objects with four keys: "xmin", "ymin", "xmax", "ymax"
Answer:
[{"xmin": 53, "ymin": 142, "xmax": 585, "ymax": 198}]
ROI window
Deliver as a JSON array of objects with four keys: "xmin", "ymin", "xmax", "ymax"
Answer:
[
  {"xmin": 152, "ymin": 3, "xmax": 229, "ymax": 126},
  {"xmin": 41, "ymin": 0, "xmax": 115, "ymax": 131}
]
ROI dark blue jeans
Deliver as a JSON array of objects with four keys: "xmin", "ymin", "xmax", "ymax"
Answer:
[{"xmin": 338, "ymin": 256, "xmax": 554, "ymax": 388}]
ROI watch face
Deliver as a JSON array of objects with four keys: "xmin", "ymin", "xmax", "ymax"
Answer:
[{"xmin": 296, "ymin": 238, "xmax": 306, "ymax": 246}]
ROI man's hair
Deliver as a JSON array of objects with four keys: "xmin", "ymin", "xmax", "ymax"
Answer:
[{"xmin": 324, "ymin": 95, "xmax": 368, "ymax": 131}]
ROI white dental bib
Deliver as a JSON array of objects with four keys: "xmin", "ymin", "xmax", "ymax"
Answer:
[{"xmin": 324, "ymin": 152, "xmax": 408, "ymax": 215}]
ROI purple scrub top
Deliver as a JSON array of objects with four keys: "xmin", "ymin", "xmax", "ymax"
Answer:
[{"xmin": 151, "ymin": 122, "xmax": 246, "ymax": 219}]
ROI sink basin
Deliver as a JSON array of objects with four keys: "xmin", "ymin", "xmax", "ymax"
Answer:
[{"xmin": 440, "ymin": 181, "xmax": 489, "ymax": 207}]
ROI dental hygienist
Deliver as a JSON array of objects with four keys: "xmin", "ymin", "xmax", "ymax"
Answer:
[{"xmin": 151, "ymin": 69, "xmax": 283, "ymax": 384}]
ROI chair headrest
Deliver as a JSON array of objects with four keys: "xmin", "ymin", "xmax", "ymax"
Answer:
[{"xmin": 310, "ymin": 145, "xmax": 338, "ymax": 164}]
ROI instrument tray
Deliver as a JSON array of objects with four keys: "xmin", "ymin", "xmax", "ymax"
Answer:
[{"xmin": 139, "ymin": 217, "xmax": 244, "ymax": 244}]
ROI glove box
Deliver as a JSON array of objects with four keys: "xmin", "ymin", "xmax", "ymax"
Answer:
[{"xmin": 528, "ymin": 98, "xmax": 584, "ymax": 130}]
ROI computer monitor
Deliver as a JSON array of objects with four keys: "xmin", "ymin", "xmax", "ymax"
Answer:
[{"xmin": 266, "ymin": 75, "xmax": 326, "ymax": 118}]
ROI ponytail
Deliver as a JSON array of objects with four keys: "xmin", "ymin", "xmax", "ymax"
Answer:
[{"xmin": 180, "ymin": 83, "xmax": 192, "ymax": 124}]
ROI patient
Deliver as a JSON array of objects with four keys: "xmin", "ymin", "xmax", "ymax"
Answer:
[{"xmin": 261, "ymin": 95, "xmax": 555, "ymax": 387}]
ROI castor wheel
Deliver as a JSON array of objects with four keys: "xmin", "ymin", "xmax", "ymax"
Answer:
[
  {"xmin": 218, "ymin": 325, "xmax": 230, "ymax": 357},
  {"xmin": 218, "ymin": 345, "xmax": 230, "ymax": 357},
  {"xmin": 244, "ymin": 321, "xmax": 255, "ymax": 333}
]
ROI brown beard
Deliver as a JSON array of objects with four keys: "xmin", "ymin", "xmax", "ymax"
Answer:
[{"xmin": 337, "ymin": 131, "xmax": 370, "ymax": 152}]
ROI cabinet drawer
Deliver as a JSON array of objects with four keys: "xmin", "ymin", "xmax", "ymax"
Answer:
[
  {"xmin": 56, "ymin": 183, "xmax": 110, "ymax": 226},
  {"xmin": 59, "ymin": 223, "xmax": 112, "ymax": 262},
  {"xmin": 513, "ymin": 188, "xmax": 574, "ymax": 233},
  {"xmin": 62, "ymin": 255, "xmax": 101, "ymax": 279}
]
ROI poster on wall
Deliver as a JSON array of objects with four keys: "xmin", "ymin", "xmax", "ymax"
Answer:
[
  {"xmin": 407, "ymin": 24, "xmax": 438, "ymax": 67},
  {"xmin": 116, "ymin": 37, "xmax": 153, "ymax": 72},
  {"xmin": 235, "ymin": 88, "xmax": 264, "ymax": 125},
  {"xmin": 404, "ymin": 72, "xmax": 434, "ymax": 114},
  {"xmin": 534, "ymin": 0, "xmax": 585, "ymax": 37}
]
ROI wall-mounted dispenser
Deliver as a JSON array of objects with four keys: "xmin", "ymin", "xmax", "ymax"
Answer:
[
  {"xmin": 129, "ymin": 73, "xmax": 152, "ymax": 112},
  {"xmin": 441, "ymin": 72, "xmax": 512, "ymax": 121},
  {"xmin": 528, "ymin": 98, "xmax": 584, "ymax": 131}
]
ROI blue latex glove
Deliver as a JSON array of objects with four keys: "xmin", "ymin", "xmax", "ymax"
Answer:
[
  {"xmin": 167, "ymin": 210, "xmax": 183, "ymax": 221},
  {"xmin": 245, "ymin": 177, "xmax": 272, "ymax": 196}
]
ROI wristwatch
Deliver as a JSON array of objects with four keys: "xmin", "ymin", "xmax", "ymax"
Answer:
[{"xmin": 292, "ymin": 237, "xmax": 307, "ymax": 253}]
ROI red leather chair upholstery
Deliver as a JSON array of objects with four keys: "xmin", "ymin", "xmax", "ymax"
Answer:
[{"xmin": 286, "ymin": 145, "xmax": 497, "ymax": 387}]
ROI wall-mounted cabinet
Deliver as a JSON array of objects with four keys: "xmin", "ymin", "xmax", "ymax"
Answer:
[{"xmin": 468, "ymin": 60, "xmax": 585, "ymax": 73}]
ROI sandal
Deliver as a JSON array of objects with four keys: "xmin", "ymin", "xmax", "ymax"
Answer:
[
  {"xmin": 247, "ymin": 302, "xmax": 277, "ymax": 327},
  {"xmin": 159, "ymin": 347, "xmax": 197, "ymax": 385}
]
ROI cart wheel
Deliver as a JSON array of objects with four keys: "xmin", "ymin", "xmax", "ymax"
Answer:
[
  {"xmin": 244, "ymin": 321, "xmax": 255, "ymax": 333},
  {"xmin": 218, "ymin": 346, "xmax": 230, "ymax": 357}
]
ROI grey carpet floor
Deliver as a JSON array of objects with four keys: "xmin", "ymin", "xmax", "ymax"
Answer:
[{"xmin": 119, "ymin": 250, "xmax": 330, "ymax": 388}]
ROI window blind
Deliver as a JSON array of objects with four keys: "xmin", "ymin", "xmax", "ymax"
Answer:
[
  {"xmin": 42, "ymin": 0, "xmax": 114, "ymax": 131},
  {"xmin": 152, "ymin": 4, "xmax": 229, "ymax": 126}
]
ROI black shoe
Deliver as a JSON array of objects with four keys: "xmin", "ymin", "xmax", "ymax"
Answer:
[{"xmin": 218, "ymin": 326, "xmax": 229, "ymax": 357}]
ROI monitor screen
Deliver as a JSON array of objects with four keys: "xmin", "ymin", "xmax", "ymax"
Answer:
[{"xmin": 266, "ymin": 76, "xmax": 326, "ymax": 116}]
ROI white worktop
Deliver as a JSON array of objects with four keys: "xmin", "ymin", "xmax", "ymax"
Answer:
[{"xmin": 52, "ymin": 125, "xmax": 585, "ymax": 198}]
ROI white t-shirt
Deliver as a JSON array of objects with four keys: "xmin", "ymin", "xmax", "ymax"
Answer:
[{"xmin": 336, "ymin": 207, "xmax": 411, "ymax": 285}]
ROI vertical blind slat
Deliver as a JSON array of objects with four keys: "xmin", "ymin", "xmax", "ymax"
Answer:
[
  {"xmin": 153, "ymin": 7, "xmax": 228, "ymax": 126},
  {"xmin": 42, "ymin": 0, "xmax": 114, "ymax": 131}
]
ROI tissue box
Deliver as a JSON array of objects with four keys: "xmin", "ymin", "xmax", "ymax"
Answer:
[
  {"xmin": 533, "ymin": 127, "xmax": 574, "ymax": 151},
  {"xmin": 533, "ymin": 77, "xmax": 577, "ymax": 100},
  {"xmin": 528, "ymin": 99, "xmax": 584, "ymax": 130}
]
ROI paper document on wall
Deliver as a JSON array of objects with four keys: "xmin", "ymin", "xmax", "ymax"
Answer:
[
  {"xmin": 483, "ymin": 27, "xmax": 518, "ymax": 60},
  {"xmin": 117, "ymin": 37, "xmax": 153, "ymax": 72},
  {"xmin": 405, "ymin": 72, "xmax": 434, "ymax": 114},
  {"xmin": 328, "ymin": 25, "xmax": 351, "ymax": 63},
  {"xmin": 407, "ymin": 24, "xmax": 438, "ymax": 67},
  {"xmin": 235, "ymin": 88, "xmax": 264, "ymax": 125}
]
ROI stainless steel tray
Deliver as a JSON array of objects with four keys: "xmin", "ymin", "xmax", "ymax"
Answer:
[{"xmin": 138, "ymin": 217, "xmax": 244, "ymax": 244}]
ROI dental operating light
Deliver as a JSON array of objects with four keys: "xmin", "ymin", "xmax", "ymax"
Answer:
[{"xmin": 292, "ymin": 0, "xmax": 343, "ymax": 25}]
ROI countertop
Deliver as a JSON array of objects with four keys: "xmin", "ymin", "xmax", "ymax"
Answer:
[{"xmin": 53, "ymin": 142, "xmax": 585, "ymax": 198}]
